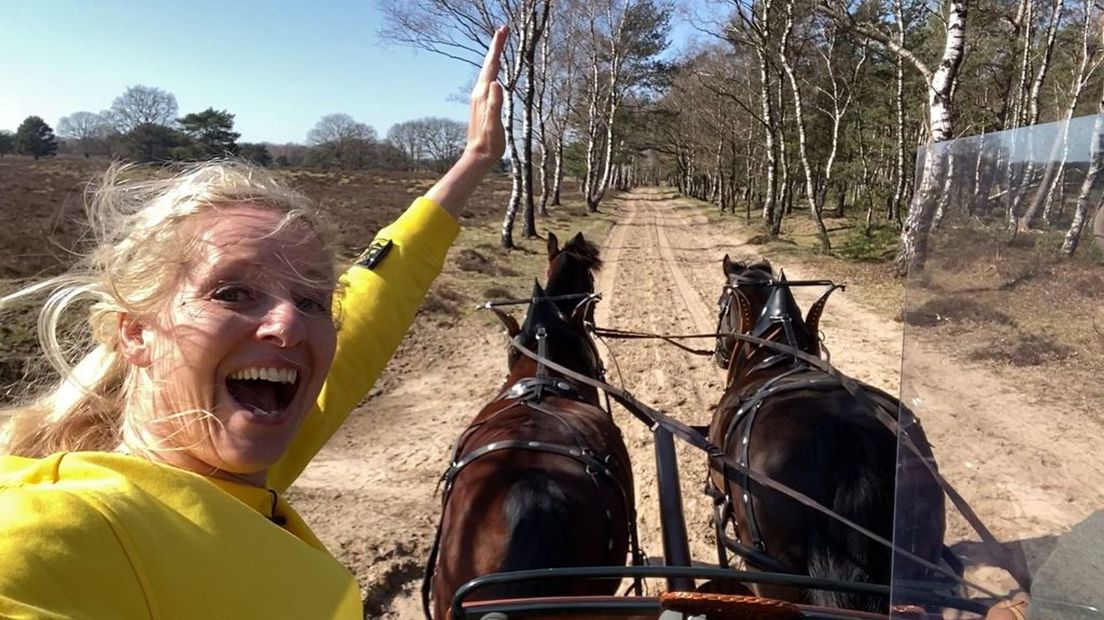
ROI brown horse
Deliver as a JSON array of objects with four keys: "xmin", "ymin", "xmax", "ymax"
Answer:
[
  {"xmin": 707, "ymin": 255, "xmax": 948, "ymax": 612},
  {"xmin": 425, "ymin": 232, "xmax": 637, "ymax": 619}
]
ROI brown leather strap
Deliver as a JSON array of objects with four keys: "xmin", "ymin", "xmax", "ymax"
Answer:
[
  {"xmin": 660, "ymin": 591, "xmax": 802, "ymax": 620},
  {"xmin": 985, "ymin": 594, "xmax": 1030, "ymax": 620}
]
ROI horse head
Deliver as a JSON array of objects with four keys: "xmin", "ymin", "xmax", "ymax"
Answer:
[
  {"xmin": 507, "ymin": 232, "xmax": 604, "ymax": 382},
  {"xmin": 713, "ymin": 255, "xmax": 776, "ymax": 368},
  {"xmin": 545, "ymin": 231, "xmax": 601, "ymax": 320},
  {"xmin": 713, "ymin": 255, "xmax": 826, "ymax": 373}
]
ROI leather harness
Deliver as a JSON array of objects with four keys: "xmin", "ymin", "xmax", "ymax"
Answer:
[
  {"xmin": 421, "ymin": 322, "xmax": 643, "ymax": 619},
  {"xmin": 706, "ymin": 274, "xmax": 877, "ymax": 574}
]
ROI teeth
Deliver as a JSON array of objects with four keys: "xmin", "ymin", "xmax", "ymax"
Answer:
[
  {"xmin": 250, "ymin": 406, "xmax": 283, "ymax": 417},
  {"xmin": 229, "ymin": 367, "xmax": 298, "ymax": 384}
]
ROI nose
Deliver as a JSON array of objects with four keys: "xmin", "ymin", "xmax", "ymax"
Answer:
[{"xmin": 255, "ymin": 297, "xmax": 306, "ymax": 348}]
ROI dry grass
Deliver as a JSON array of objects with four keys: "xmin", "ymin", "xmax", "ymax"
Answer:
[
  {"xmin": 0, "ymin": 156, "xmax": 619, "ymax": 403},
  {"xmin": 901, "ymin": 296, "xmax": 1015, "ymax": 328},
  {"xmin": 967, "ymin": 332, "xmax": 1075, "ymax": 367}
]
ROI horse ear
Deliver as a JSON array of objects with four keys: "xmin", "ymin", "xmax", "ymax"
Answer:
[
  {"xmin": 547, "ymin": 232, "xmax": 560, "ymax": 258},
  {"xmin": 722, "ymin": 254, "xmax": 735, "ymax": 275},
  {"xmin": 572, "ymin": 231, "xmax": 586, "ymax": 246},
  {"xmin": 490, "ymin": 307, "xmax": 521, "ymax": 338}
]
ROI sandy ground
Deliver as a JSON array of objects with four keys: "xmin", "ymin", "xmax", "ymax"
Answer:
[{"xmin": 289, "ymin": 189, "xmax": 1104, "ymax": 617}]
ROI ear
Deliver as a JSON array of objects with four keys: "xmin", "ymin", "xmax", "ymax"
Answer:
[
  {"xmin": 547, "ymin": 232, "xmax": 560, "ymax": 258},
  {"xmin": 504, "ymin": 313, "xmax": 520, "ymax": 338},
  {"xmin": 722, "ymin": 254, "xmax": 735, "ymax": 276},
  {"xmin": 118, "ymin": 312, "xmax": 153, "ymax": 368},
  {"xmin": 490, "ymin": 307, "xmax": 520, "ymax": 338},
  {"xmin": 572, "ymin": 231, "xmax": 586, "ymax": 246}
]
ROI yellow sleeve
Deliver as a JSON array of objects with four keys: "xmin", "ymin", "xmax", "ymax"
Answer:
[
  {"xmin": 267, "ymin": 196, "xmax": 460, "ymax": 492},
  {"xmin": 0, "ymin": 487, "xmax": 153, "ymax": 619}
]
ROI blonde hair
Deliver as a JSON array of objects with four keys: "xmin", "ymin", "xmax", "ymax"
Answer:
[{"xmin": 0, "ymin": 160, "xmax": 334, "ymax": 457}]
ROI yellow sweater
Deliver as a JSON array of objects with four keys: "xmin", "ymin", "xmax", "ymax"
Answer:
[{"xmin": 0, "ymin": 197, "xmax": 459, "ymax": 619}]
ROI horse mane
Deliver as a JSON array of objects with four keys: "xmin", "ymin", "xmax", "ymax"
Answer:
[
  {"xmin": 559, "ymin": 234, "xmax": 603, "ymax": 273},
  {"xmin": 733, "ymin": 256, "xmax": 772, "ymax": 279},
  {"xmin": 746, "ymin": 260, "xmax": 771, "ymax": 277}
]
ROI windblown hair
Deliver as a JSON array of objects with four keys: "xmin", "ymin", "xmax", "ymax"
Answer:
[{"xmin": 0, "ymin": 160, "xmax": 333, "ymax": 457}]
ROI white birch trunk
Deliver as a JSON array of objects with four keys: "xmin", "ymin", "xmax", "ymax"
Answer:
[
  {"xmin": 500, "ymin": 92, "xmax": 523, "ymax": 248},
  {"xmin": 777, "ymin": 0, "xmax": 829, "ymax": 251},
  {"xmin": 895, "ymin": 0, "xmax": 968, "ymax": 275},
  {"xmin": 1062, "ymin": 96, "xmax": 1104, "ymax": 256}
]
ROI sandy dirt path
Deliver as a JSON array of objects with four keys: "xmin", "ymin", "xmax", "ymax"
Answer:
[{"xmin": 290, "ymin": 189, "xmax": 1104, "ymax": 617}]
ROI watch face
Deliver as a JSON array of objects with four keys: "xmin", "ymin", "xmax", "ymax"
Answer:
[{"xmin": 358, "ymin": 238, "xmax": 394, "ymax": 270}]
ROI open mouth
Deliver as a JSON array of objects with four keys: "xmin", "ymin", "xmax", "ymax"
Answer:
[{"xmin": 225, "ymin": 368, "xmax": 300, "ymax": 418}]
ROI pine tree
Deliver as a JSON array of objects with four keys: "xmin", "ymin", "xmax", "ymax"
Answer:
[{"xmin": 14, "ymin": 116, "xmax": 58, "ymax": 160}]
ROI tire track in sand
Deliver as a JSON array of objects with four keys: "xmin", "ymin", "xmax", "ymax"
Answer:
[{"xmin": 594, "ymin": 190, "xmax": 728, "ymax": 577}]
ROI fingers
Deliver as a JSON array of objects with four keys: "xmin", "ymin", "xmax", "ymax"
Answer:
[
  {"xmin": 478, "ymin": 25, "xmax": 509, "ymax": 86},
  {"xmin": 485, "ymin": 82, "xmax": 504, "ymax": 126}
]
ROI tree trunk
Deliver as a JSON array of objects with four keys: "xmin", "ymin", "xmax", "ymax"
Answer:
[
  {"xmin": 1011, "ymin": 0, "xmax": 1035, "ymax": 129},
  {"xmin": 971, "ymin": 134, "xmax": 990, "ymax": 214},
  {"xmin": 773, "ymin": 70, "xmax": 789, "ymax": 236},
  {"xmin": 536, "ymin": 18, "xmax": 552, "ymax": 218},
  {"xmin": 1027, "ymin": 0, "xmax": 1064, "ymax": 126},
  {"xmin": 521, "ymin": 60, "xmax": 538, "ymax": 237},
  {"xmin": 500, "ymin": 93, "xmax": 522, "ymax": 249},
  {"xmin": 755, "ymin": 0, "xmax": 779, "ymax": 230},
  {"xmin": 552, "ymin": 132, "xmax": 564, "ymax": 206},
  {"xmin": 594, "ymin": 94, "xmax": 620, "ymax": 208},
  {"xmin": 521, "ymin": 0, "xmax": 551, "ymax": 238},
  {"xmin": 778, "ymin": 0, "xmax": 829, "ymax": 252},
  {"xmin": 891, "ymin": 0, "xmax": 907, "ymax": 229},
  {"xmin": 582, "ymin": 50, "xmax": 603, "ymax": 212},
  {"xmin": 1024, "ymin": 1, "xmax": 1093, "ymax": 228},
  {"xmin": 1063, "ymin": 106, "xmax": 1104, "ymax": 256},
  {"xmin": 895, "ymin": 0, "xmax": 968, "ymax": 275},
  {"xmin": 857, "ymin": 116, "xmax": 876, "ymax": 227}
]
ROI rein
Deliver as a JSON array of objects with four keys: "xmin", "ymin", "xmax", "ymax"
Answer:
[
  {"xmin": 585, "ymin": 322, "xmax": 1031, "ymax": 592},
  {"xmin": 508, "ymin": 333, "xmax": 1002, "ymax": 599},
  {"xmin": 591, "ymin": 326, "xmax": 717, "ymax": 357},
  {"xmin": 478, "ymin": 292, "xmax": 601, "ymax": 309}
]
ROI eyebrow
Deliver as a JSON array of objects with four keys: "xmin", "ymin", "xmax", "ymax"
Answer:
[{"xmin": 198, "ymin": 258, "xmax": 334, "ymax": 288}]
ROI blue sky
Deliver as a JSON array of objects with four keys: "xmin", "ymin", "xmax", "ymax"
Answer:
[
  {"xmin": 0, "ymin": 1, "xmax": 703, "ymax": 144},
  {"xmin": 0, "ymin": 1, "xmax": 487, "ymax": 143}
]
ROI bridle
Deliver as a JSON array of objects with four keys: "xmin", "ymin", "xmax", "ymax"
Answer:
[
  {"xmin": 714, "ymin": 272, "xmax": 843, "ymax": 372},
  {"xmin": 714, "ymin": 277, "xmax": 762, "ymax": 368}
]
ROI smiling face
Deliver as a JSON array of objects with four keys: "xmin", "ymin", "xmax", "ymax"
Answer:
[{"xmin": 122, "ymin": 204, "xmax": 337, "ymax": 484}]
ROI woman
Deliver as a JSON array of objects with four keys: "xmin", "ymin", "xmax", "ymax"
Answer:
[{"xmin": 0, "ymin": 27, "xmax": 507, "ymax": 618}]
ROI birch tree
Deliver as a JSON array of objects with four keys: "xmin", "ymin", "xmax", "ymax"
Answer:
[
  {"xmin": 1021, "ymin": 0, "xmax": 1103, "ymax": 229},
  {"xmin": 380, "ymin": 0, "xmax": 549, "ymax": 248},
  {"xmin": 575, "ymin": 0, "xmax": 672, "ymax": 212},
  {"xmin": 819, "ymin": 0, "xmax": 970, "ymax": 274},
  {"xmin": 1062, "ymin": 81, "xmax": 1104, "ymax": 256}
]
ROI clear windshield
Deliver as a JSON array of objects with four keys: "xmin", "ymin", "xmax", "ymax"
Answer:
[{"xmin": 893, "ymin": 116, "xmax": 1104, "ymax": 619}]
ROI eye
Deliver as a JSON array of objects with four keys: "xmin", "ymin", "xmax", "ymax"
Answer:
[
  {"xmin": 296, "ymin": 296, "xmax": 331, "ymax": 315},
  {"xmin": 212, "ymin": 285, "xmax": 255, "ymax": 304}
]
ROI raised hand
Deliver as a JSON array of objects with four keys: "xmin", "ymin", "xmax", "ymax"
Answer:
[
  {"xmin": 465, "ymin": 25, "xmax": 508, "ymax": 167},
  {"xmin": 427, "ymin": 25, "xmax": 510, "ymax": 219}
]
